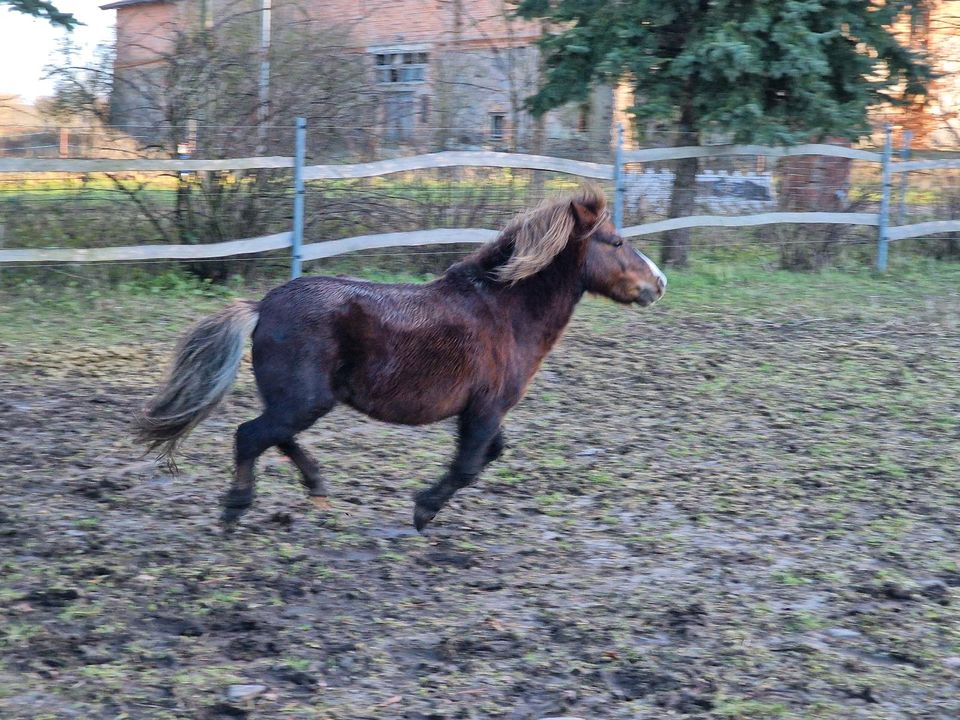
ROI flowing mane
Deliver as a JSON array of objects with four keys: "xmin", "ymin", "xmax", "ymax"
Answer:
[{"xmin": 491, "ymin": 185, "xmax": 608, "ymax": 283}]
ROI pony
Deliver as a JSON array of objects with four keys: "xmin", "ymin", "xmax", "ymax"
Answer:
[{"xmin": 136, "ymin": 185, "xmax": 666, "ymax": 531}]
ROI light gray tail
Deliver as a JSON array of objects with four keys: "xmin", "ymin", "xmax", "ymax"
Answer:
[{"xmin": 135, "ymin": 299, "xmax": 260, "ymax": 463}]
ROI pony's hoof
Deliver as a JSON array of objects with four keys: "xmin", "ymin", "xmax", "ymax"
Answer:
[
  {"xmin": 413, "ymin": 503, "xmax": 437, "ymax": 533},
  {"xmin": 220, "ymin": 506, "xmax": 244, "ymax": 529},
  {"xmin": 309, "ymin": 496, "xmax": 332, "ymax": 511},
  {"xmin": 221, "ymin": 489, "xmax": 254, "ymax": 528}
]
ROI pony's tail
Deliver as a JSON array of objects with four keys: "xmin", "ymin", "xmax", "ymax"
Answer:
[{"xmin": 135, "ymin": 299, "xmax": 260, "ymax": 465}]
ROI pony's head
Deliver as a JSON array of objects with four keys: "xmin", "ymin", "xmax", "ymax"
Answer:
[{"xmin": 496, "ymin": 185, "xmax": 666, "ymax": 306}]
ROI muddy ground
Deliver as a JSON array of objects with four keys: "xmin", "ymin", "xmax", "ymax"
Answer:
[{"xmin": 1, "ymin": 272, "xmax": 959, "ymax": 719}]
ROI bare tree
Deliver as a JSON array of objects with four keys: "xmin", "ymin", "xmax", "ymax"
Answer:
[{"xmin": 45, "ymin": 2, "xmax": 374, "ymax": 279}]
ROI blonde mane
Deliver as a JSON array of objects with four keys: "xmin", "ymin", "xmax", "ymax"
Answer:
[{"xmin": 496, "ymin": 185, "xmax": 608, "ymax": 283}]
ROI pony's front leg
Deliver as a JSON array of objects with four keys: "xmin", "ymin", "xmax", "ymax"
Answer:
[
  {"xmin": 485, "ymin": 428, "xmax": 506, "ymax": 464},
  {"xmin": 414, "ymin": 411, "xmax": 503, "ymax": 532}
]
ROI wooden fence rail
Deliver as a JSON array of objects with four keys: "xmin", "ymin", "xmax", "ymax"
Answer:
[
  {"xmin": 302, "ymin": 151, "xmax": 613, "ymax": 181},
  {"xmin": 0, "ymin": 232, "xmax": 292, "ymax": 264},
  {"xmin": 0, "ymin": 157, "xmax": 294, "ymax": 173},
  {"xmin": 3, "ymin": 145, "xmax": 953, "ymax": 177},
  {"xmin": 621, "ymin": 212, "xmax": 881, "ymax": 238},
  {"xmin": 2, "ymin": 124, "xmax": 959, "ymax": 269},
  {"xmin": 620, "ymin": 143, "xmax": 881, "ymax": 163}
]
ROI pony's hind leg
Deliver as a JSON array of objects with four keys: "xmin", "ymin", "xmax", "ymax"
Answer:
[
  {"xmin": 221, "ymin": 414, "xmax": 282, "ymax": 525},
  {"xmin": 223, "ymin": 321, "xmax": 338, "ymax": 524},
  {"xmin": 277, "ymin": 439, "xmax": 330, "ymax": 507},
  {"xmin": 221, "ymin": 406, "xmax": 330, "ymax": 525}
]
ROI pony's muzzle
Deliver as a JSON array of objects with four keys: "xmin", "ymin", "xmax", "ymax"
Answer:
[
  {"xmin": 635, "ymin": 278, "xmax": 666, "ymax": 306},
  {"xmin": 633, "ymin": 249, "xmax": 667, "ymax": 306}
]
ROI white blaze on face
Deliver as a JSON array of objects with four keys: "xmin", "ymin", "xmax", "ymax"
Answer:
[{"xmin": 635, "ymin": 248, "xmax": 667, "ymax": 290}]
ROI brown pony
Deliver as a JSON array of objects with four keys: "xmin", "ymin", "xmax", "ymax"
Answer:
[{"xmin": 136, "ymin": 185, "xmax": 666, "ymax": 530}]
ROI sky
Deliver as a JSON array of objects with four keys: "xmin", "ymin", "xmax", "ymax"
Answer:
[{"xmin": 0, "ymin": 0, "xmax": 116, "ymax": 102}]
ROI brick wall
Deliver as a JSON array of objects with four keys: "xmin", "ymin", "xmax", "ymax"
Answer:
[
  {"xmin": 113, "ymin": 1, "xmax": 180, "ymax": 69},
  {"xmin": 878, "ymin": 0, "xmax": 960, "ymax": 148},
  {"xmin": 107, "ymin": 0, "xmax": 612, "ymax": 153}
]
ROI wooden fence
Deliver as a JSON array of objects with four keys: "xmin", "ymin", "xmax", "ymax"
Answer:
[{"xmin": 2, "ymin": 122, "xmax": 959, "ymax": 272}]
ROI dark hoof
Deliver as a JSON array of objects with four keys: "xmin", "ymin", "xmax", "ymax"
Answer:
[
  {"xmin": 220, "ymin": 505, "xmax": 246, "ymax": 528},
  {"xmin": 413, "ymin": 503, "xmax": 437, "ymax": 533},
  {"xmin": 221, "ymin": 488, "xmax": 254, "ymax": 528}
]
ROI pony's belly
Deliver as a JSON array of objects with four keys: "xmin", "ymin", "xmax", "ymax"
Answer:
[
  {"xmin": 337, "ymin": 334, "xmax": 480, "ymax": 424},
  {"xmin": 340, "ymin": 366, "xmax": 472, "ymax": 425},
  {"xmin": 346, "ymin": 391, "xmax": 468, "ymax": 426}
]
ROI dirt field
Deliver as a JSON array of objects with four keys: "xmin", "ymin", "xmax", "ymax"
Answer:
[{"xmin": 1, "ymin": 262, "xmax": 959, "ymax": 719}]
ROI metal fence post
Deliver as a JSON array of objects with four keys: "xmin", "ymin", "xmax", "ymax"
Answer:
[
  {"xmin": 291, "ymin": 117, "xmax": 306, "ymax": 279},
  {"xmin": 897, "ymin": 129, "xmax": 912, "ymax": 226},
  {"xmin": 613, "ymin": 123, "xmax": 624, "ymax": 232},
  {"xmin": 877, "ymin": 123, "xmax": 893, "ymax": 272}
]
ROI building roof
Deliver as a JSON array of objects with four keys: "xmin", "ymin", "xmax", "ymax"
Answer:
[{"xmin": 100, "ymin": 0, "xmax": 171, "ymax": 10}]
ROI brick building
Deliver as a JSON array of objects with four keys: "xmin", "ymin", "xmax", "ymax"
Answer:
[
  {"xmin": 100, "ymin": 0, "xmax": 614, "ymax": 154},
  {"xmin": 879, "ymin": 0, "xmax": 960, "ymax": 148}
]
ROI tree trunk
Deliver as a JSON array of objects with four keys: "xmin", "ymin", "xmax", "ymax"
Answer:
[
  {"xmin": 529, "ymin": 19, "xmax": 550, "ymax": 204},
  {"xmin": 660, "ymin": 104, "xmax": 697, "ymax": 268},
  {"xmin": 776, "ymin": 140, "xmax": 852, "ymax": 271},
  {"xmin": 661, "ymin": 155, "xmax": 698, "ymax": 267},
  {"xmin": 530, "ymin": 114, "xmax": 546, "ymax": 202},
  {"xmin": 175, "ymin": 174, "xmax": 191, "ymax": 245}
]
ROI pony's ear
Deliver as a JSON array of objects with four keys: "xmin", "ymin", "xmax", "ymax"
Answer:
[{"xmin": 570, "ymin": 201, "xmax": 598, "ymax": 231}]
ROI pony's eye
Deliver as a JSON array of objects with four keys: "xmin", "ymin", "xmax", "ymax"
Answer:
[{"xmin": 612, "ymin": 239, "xmax": 623, "ymax": 248}]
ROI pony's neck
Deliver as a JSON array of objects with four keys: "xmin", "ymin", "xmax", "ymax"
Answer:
[
  {"xmin": 444, "ymin": 234, "xmax": 585, "ymax": 356},
  {"xmin": 501, "ymin": 243, "xmax": 585, "ymax": 357}
]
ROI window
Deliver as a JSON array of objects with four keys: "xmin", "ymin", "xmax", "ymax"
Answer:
[
  {"xmin": 490, "ymin": 113, "xmax": 505, "ymax": 140},
  {"xmin": 375, "ymin": 51, "xmax": 428, "ymax": 85}
]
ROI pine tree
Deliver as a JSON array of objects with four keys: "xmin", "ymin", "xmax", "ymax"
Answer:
[
  {"xmin": 517, "ymin": 0, "xmax": 931, "ymax": 266},
  {"xmin": 3, "ymin": 0, "xmax": 79, "ymax": 30}
]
